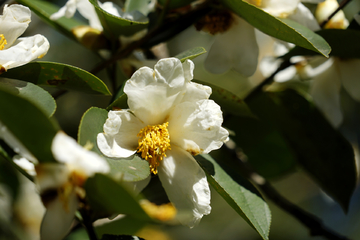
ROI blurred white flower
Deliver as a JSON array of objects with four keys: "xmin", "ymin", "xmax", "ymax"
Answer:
[
  {"xmin": 203, "ymin": 0, "xmax": 319, "ymax": 76},
  {"xmin": 97, "ymin": 58, "xmax": 229, "ymax": 227},
  {"xmin": 0, "ymin": 4, "xmax": 50, "ymax": 72}
]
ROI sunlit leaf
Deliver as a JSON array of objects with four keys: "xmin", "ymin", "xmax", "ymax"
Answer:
[
  {"xmin": 221, "ymin": 0, "xmax": 331, "ymax": 57},
  {"xmin": 196, "ymin": 154, "xmax": 271, "ymax": 240},
  {"xmin": 0, "ymin": 78, "xmax": 56, "ymax": 117},
  {"xmin": 0, "ymin": 88, "xmax": 58, "ymax": 163},
  {"xmin": 175, "ymin": 47, "xmax": 207, "ymax": 62},
  {"xmin": 16, "ymin": 0, "xmax": 84, "ymax": 41},
  {"xmin": 78, "ymin": 107, "xmax": 150, "ymax": 182},
  {"xmin": 89, "ymin": 0, "xmax": 148, "ymax": 39},
  {"xmin": 1, "ymin": 62, "xmax": 111, "ymax": 95}
]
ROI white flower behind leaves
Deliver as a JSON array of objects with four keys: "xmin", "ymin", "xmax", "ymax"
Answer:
[
  {"xmin": 97, "ymin": 58, "xmax": 229, "ymax": 227},
  {"xmin": 0, "ymin": 4, "xmax": 50, "ymax": 72},
  {"xmin": 37, "ymin": 131, "xmax": 109, "ymax": 240}
]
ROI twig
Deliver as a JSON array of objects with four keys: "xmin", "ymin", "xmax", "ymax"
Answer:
[
  {"xmin": 79, "ymin": 208, "xmax": 98, "ymax": 240},
  {"xmin": 224, "ymin": 143, "xmax": 351, "ymax": 240},
  {"xmin": 319, "ymin": 0, "xmax": 352, "ymax": 28}
]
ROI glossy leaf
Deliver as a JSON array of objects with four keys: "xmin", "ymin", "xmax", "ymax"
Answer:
[
  {"xmin": 96, "ymin": 216, "xmax": 146, "ymax": 239},
  {"xmin": 221, "ymin": 0, "xmax": 331, "ymax": 57},
  {"xmin": 194, "ymin": 79, "xmax": 254, "ymax": 118},
  {"xmin": 85, "ymin": 174, "xmax": 150, "ymax": 220},
  {"xmin": 282, "ymin": 29, "xmax": 360, "ymax": 59},
  {"xmin": 16, "ymin": 0, "xmax": 83, "ymax": 41},
  {"xmin": 89, "ymin": 0, "xmax": 148, "ymax": 39},
  {"xmin": 1, "ymin": 62, "xmax": 111, "ymax": 95},
  {"xmin": 196, "ymin": 154, "xmax": 271, "ymax": 240},
  {"xmin": 0, "ymin": 88, "xmax": 58, "ymax": 163},
  {"xmin": 266, "ymin": 90, "xmax": 357, "ymax": 211},
  {"xmin": 0, "ymin": 78, "xmax": 56, "ymax": 117},
  {"xmin": 175, "ymin": 47, "xmax": 207, "ymax": 62},
  {"xmin": 78, "ymin": 107, "xmax": 150, "ymax": 182}
]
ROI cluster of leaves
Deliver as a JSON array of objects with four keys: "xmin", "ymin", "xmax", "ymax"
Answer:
[{"xmin": 0, "ymin": 0, "xmax": 358, "ymax": 240}]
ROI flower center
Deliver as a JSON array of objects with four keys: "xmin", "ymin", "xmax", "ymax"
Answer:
[
  {"xmin": 194, "ymin": 10, "xmax": 234, "ymax": 35},
  {"xmin": 0, "ymin": 34, "xmax": 7, "ymax": 50},
  {"xmin": 137, "ymin": 122, "xmax": 171, "ymax": 174}
]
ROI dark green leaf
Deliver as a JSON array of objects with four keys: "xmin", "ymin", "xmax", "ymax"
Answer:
[
  {"xmin": 96, "ymin": 216, "xmax": 146, "ymax": 239},
  {"xmin": 16, "ymin": 0, "xmax": 84, "ymax": 41},
  {"xmin": 221, "ymin": 0, "xmax": 331, "ymax": 57},
  {"xmin": 78, "ymin": 107, "xmax": 150, "ymax": 182},
  {"xmin": 282, "ymin": 29, "xmax": 360, "ymax": 59},
  {"xmin": 0, "ymin": 153, "xmax": 19, "ymax": 201},
  {"xmin": 101, "ymin": 234, "xmax": 145, "ymax": 240},
  {"xmin": 158, "ymin": 0, "xmax": 195, "ymax": 9},
  {"xmin": 194, "ymin": 79, "xmax": 255, "ymax": 118},
  {"xmin": 1, "ymin": 62, "xmax": 111, "ymax": 95},
  {"xmin": 266, "ymin": 90, "xmax": 357, "ymax": 211},
  {"xmin": 196, "ymin": 154, "xmax": 271, "ymax": 240},
  {"xmin": 0, "ymin": 78, "xmax": 56, "ymax": 117},
  {"xmin": 85, "ymin": 174, "xmax": 150, "ymax": 220},
  {"xmin": 175, "ymin": 47, "xmax": 207, "ymax": 62},
  {"xmin": 89, "ymin": 0, "xmax": 148, "ymax": 39},
  {"xmin": 0, "ymin": 88, "xmax": 58, "ymax": 163}
]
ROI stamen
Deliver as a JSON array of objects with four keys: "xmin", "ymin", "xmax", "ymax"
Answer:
[
  {"xmin": 0, "ymin": 34, "xmax": 7, "ymax": 50},
  {"xmin": 137, "ymin": 122, "xmax": 171, "ymax": 174}
]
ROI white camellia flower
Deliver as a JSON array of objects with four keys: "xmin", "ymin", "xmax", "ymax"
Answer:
[
  {"xmin": 204, "ymin": 0, "xmax": 320, "ymax": 76},
  {"xmin": 0, "ymin": 4, "xmax": 50, "ymax": 72},
  {"xmin": 35, "ymin": 131, "xmax": 109, "ymax": 240},
  {"xmin": 97, "ymin": 58, "xmax": 229, "ymax": 227}
]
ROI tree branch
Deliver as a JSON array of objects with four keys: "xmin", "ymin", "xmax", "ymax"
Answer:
[{"xmin": 224, "ymin": 143, "xmax": 351, "ymax": 240}]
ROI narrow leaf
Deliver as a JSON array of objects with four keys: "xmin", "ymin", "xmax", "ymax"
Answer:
[
  {"xmin": 221, "ymin": 0, "xmax": 331, "ymax": 57},
  {"xmin": 175, "ymin": 47, "xmax": 207, "ymax": 62},
  {"xmin": 78, "ymin": 107, "xmax": 150, "ymax": 182},
  {"xmin": 0, "ymin": 78, "xmax": 56, "ymax": 117},
  {"xmin": 96, "ymin": 216, "xmax": 146, "ymax": 238},
  {"xmin": 1, "ymin": 62, "xmax": 111, "ymax": 95},
  {"xmin": 196, "ymin": 154, "xmax": 271, "ymax": 240}
]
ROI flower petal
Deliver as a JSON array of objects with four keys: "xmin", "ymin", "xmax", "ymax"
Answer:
[
  {"xmin": 157, "ymin": 145, "xmax": 211, "ymax": 227},
  {"xmin": 0, "ymin": 34, "xmax": 50, "ymax": 70},
  {"xmin": 77, "ymin": 0, "xmax": 103, "ymax": 30},
  {"xmin": 288, "ymin": 3, "xmax": 320, "ymax": 31},
  {"xmin": 124, "ymin": 58, "xmax": 187, "ymax": 125},
  {"xmin": 205, "ymin": 16, "xmax": 259, "ymax": 76},
  {"xmin": 168, "ymin": 100, "xmax": 229, "ymax": 155},
  {"xmin": 0, "ymin": 4, "xmax": 31, "ymax": 47},
  {"xmin": 181, "ymin": 81, "xmax": 212, "ymax": 103},
  {"xmin": 97, "ymin": 110, "xmax": 144, "ymax": 158},
  {"xmin": 260, "ymin": 0, "xmax": 300, "ymax": 17},
  {"xmin": 50, "ymin": 0, "xmax": 77, "ymax": 20},
  {"xmin": 310, "ymin": 59, "xmax": 343, "ymax": 127},
  {"xmin": 337, "ymin": 59, "xmax": 360, "ymax": 102},
  {"xmin": 52, "ymin": 132, "xmax": 110, "ymax": 176},
  {"xmin": 40, "ymin": 191, "xmax": 78, "ymax": 240}
]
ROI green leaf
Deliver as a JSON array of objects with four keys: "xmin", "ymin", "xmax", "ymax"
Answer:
[
  {"xmin": 174, "ymin": 47, "xmax": 207, "ymax": 62},
  {"xmin": 221, "ymin": 0, "xmax": 331, "ymax": 57},
  {"xmin": 0, "ymin": 153, "xmax": 20, "ymax": 201},
  {"xmin": 0, "ymin": 88, "xmax": 58, "ymax": 163},
  {"xmin": 89, "ymin": 0, "xmax": 148, "ymax": 39},
  {"xmin": 196, "ymin": 154, "xmax": 271, "ymax": 240},
  {"xmin": 16, "ymin": 0, "xmax": 84, "ymax": 41},
  {"xmin": 266, "ymin": 90, "xmax": 357, "ymax": 211},
  {"xmin": 78, "ymin": 107, "xmax": 150, "ymax": 182},
  {"xmin": 1, "ymin": 62, "xmax": 111, "ymax": 95},
  {"xmin": 85, "ymin": 174, "xmax": 150, "ymax": 220},
  {"xmin": 96, "ymin": 216, "xmax": 146, "ymax": 238},
  {"xmin": 0, "ymin": 78, "xmax": 56, "ymax": 117},
  {"xmin": 194, "ymin": 79, "xmax": 255, "ymax": 118},
  {"xmin": 282, "ymin": 29, "xmax": 360, "ymax": 59}
]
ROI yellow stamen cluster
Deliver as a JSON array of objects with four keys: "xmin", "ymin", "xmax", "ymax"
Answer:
[
  {"xmin": 137, "ymin": 122, "xmax": 171, "ymax": 174},
  {"xmin": 140, "ymin": 199, "xmax": 177, "ymax": 222},
  {"xmin": 0, "ymin": 34, "xmax": 7, "ymax": 50},
  {"xmin": 247, "ymin": 0, "xmax": 262, "ymax": 7}
]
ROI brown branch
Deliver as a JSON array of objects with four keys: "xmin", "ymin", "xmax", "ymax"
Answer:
[
  {"xmin": 320, "ymin": 0, "xmax": 352, "ymax": 28},
  {"xmin": 224, "ymin": 143, "xmax": 351, "ymax": 240}
]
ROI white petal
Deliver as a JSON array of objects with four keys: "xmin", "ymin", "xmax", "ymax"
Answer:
[
  {"xmin": 40, "ymin": 191, "xmax": 78, "ymax": 240},
  {"xmin": 310, "ymin": 59, "xmax": 343, "ymax": 127},
  {"xmin": 124, "ymin": 58, "xmax": 187, "ymax": 125},
  {"xmin": 77, "ymin": 0, "xmax": 103, "ymax": 30},
  {"xmin": 97, "ymin": 110, "xmax": 143, "ymax": 158},
  {"xmin": 181, "ymin": 81, "xmax": 212, "ymax": 103},
  {"xmin": 315, "ymin": 0, "xmax": 349, "ymax": 29},
  {"xmin": 157, "ymin": 146, "xmax": 211, "ymax": 227},
  {"xmin": 261, "ymin": 0, "xmax": 300, "ymax": 17},
  {"xmin": 0, "ymin": 34, "xmax": 50, "ymax": 70},
  {"xmin": 52, "ymin": 132, "xmax": 110, "ymax": 176},
  {"xmin": 338, "ymin": 59, "xmax": 360, "ymax": 102},
  {"xmin": 50, "ymin": 0, "xmax": 77, "ymax": 20},
  {"xmin": 169, "ymin": 100, "xmax": 229, "ymax": 155},
  {"xmin": 182, "ymin": 59, "xmax": 194, "ymax": 82},
  {"xmin": 205, "ymin": 16, "xmax": 259, "ymax": 76},
  {"xmin": 0, "ymin": 4, "xmax": 31, "ymax": 47},
  {"xmin": 13, "ymin": 156, "xmax": 36, "ymax": 176},
  {"xmin": 288, "ymin": 3, "xmax": 320, "ymax": 31}
]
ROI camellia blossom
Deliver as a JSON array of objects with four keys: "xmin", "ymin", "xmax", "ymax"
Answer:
[
  {"xmin": 0, "ymin": 4, "xmax": 50, "ymax": 72},
  {"xmin": 97, "ymin": 58, "xmax": 229, "ymax": 227},
  {"xmin": 203, "ymin": 0, "xmax": 320, "ymax": 76}
]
